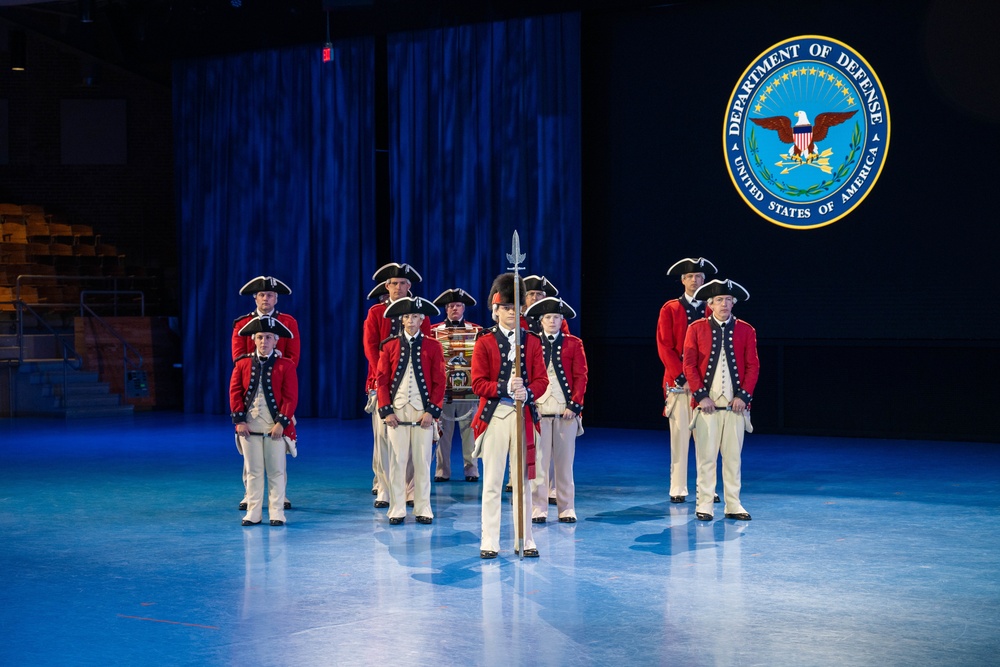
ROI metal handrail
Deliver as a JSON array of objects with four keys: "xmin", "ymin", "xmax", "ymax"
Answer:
[
  {"xmin": 15, "ymin": 273, "xmax": 138, "ymax": 294},
  {"xmin": 79, "ymin": 289, "xmax": 145, "ymax": 318},
  {"xmin": 13, "ymin": 274, "xmax": 144, "ymax": 365},
  {"xmin": 8, "ymin": 275, "xmax": 149, "ymax": 409},
  {"xmin": 13, "ymin": 300, "xmax": 83, "ymax": 367},
  {"xmin": 11, "ymin": 300, "xmax": 83, "ymax": 404},
  {"xmin": 77, "ymin": 301, "xmax": 144, "ymax": 377}
]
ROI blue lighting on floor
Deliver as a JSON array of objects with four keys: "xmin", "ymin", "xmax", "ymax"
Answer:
[{"xmin": 1, "ymin": 413, "xmax": 998, "ymax": 665}]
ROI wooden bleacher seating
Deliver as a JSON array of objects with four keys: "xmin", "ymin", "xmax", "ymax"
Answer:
[
  {"xmin": 48, "ymin": 223, "xmax": 75, "ymax": 245},
  {"xmin": 26, "ymin": 242, "xmax": 51, "ymax": 261},
  {"xmin": 25, "ymin": 219, "xmax": 50, "ymax": 243},
  {"xmin": 0, "ymin": 285, "xmax": 38, "ymax": 311},
  {"xmin": 48, "ymin": 243, "xmax": 74, "ymax": 257},
  {"xmin": 0, "ymin": 203, "xmax": 140, "ymax": 312},
  {"xmin": 0, "ymin": 243, "xmax": 28, "ymax": 263},
  {"xmin": 71, "ymin": 224, "xmax": 97, "ymax": 245},
  {"xmin": 0, "ymin": 203, "xmax": 25, "ymax": 218},
  {"xmin": 2, "ymin": 221, "xmax": 27, "ymax": 243}
]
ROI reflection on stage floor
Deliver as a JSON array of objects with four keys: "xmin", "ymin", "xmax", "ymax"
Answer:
[{"xmin": 2, "ymin": 413, "xmax": 998, "ymax": 666}]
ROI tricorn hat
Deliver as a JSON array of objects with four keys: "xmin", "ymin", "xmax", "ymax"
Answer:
[
  {"xmin": 371, "ymin": 262, "xmax": 423, "ymax": 284},
  {"xmin": 383, "ymin": 296, "xmax": 440, "ymax": 318},
  {"xmin": 237, "ymin": 314, "xmax": 294, "ymax": 338},
  {"xmin": 433, "ymin": 288, "xmax": 477, "ymax": 307},
  {"xmin": 367, "ymin": 281, "xmax": 389, "ymax": 300},
  {"xmin": 666, "ymin": 257, "xmax": 718, "ymax": 277},
  {"xmin": 239, "ymin": 276, "xmax": 292, "ymax": 296},
  {"xmin": 522, "ymin": 275, "xmax": 559, "ymax": 296},
  {"xmin": 489, "ymin": 273, "xmax": 526, "ymax": 306},
  {"xmin": 694, "ymin": 278, "xmax": 749, "ymax": 302},
  {"xmin": 368, "ymin": 281, "xmax": 413, "ymax": 300},
  {"xmin": 524, "ymin": 296, "xmax": 577, "ymax": 320}
]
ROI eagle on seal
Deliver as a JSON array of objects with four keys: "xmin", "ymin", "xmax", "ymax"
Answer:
[{"xmin": 750, "ymin": 110, "xmax": 856, "ymax": 160}]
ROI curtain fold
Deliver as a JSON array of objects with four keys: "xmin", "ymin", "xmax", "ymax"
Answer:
[
  {"xmin": 172, "ymin": 16, "xmax": 581, "ymax": 417},
  {"xmin": 386, "ymin": 14, "xmax": 582, "ymax": 327},
  {"xmin": 173, "ymin": 41, "xmax": 376, "ymax": 417}
]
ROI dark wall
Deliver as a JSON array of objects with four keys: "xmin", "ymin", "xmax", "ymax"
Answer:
[
  {"xmin": 579, "ymin": 0, "xmax": 1000, "ymax": 441},
  {"xmin": 0, "ymin": 23, "xmax": 176, "ymax": 288}
]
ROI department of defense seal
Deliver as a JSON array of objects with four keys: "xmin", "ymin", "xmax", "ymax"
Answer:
[{"xmin": 723, "ymin": 35, "xmax": 890, "ymax": 229}]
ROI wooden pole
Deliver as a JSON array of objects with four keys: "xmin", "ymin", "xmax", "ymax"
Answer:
[{"xmin": 508, "ymin": 232, "xmax": 526, "ymax": 560}]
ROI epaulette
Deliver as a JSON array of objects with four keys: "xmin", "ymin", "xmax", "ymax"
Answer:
[
  {"xmin": 379, "ymin": 333, "xmax": 401, "ymax": 351},
  {"xmin": 233, "ymin": 352, "xmax": 251, "ymax": 364},
  {"xmin": 233, "ymin": 311, "xmax": 255, "ymax": 327}
]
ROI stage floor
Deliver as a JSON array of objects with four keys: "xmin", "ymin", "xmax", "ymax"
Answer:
[{"xmin": 1, "ymin": 413, "xmax": 998, "ymax": 666}]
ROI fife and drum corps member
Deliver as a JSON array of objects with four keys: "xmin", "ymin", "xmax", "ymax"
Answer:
[
  {"xmin": 655, "ymin": 258, "xmax": 718, "ymax": 505},
  {"xmin": 470, "ymin": 273, "xmax": 548, "ymax": 559},
  {"xmin": 683, "ymin": 278, "xmax": 759, "ymax": 522},
  {"xmin": 231, "ymin": 315, "xmax": 298, "ymax": 527}
]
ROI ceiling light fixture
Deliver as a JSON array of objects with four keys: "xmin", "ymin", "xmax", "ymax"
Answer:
[{"xmin": 10, "ymin": 30, "xmax": 26, "ymax": 71}]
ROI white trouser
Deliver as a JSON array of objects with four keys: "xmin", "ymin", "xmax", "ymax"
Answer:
[
  {"xmin": 372, "ymin": 410, "xmax": 391, "ymax": 503},
  {"xmin": 386, "ymin": 403, "xmax": 434, "ymax": 519},
  {"xmin": 242, "ymin": 462, "xmax": 289, "ymax": 505},
  {"xmin": 665, "ymin": 388, "xmax": 694, "ymax": 497},
  {"xmin": 435, "ymin": 400, "xmax": 478, "ymax": 479},
  {"xmin": 240, "ymin": 426, "xmax": 287, "ymax": 524},
  {"xmin": 531, "ymin": 415, "xmax": 577, "ymax": 519},
  {"xmin": 479, "ymin": 404, "xmax": 535, "ymax": 553},
  {"xmin": 692, "ymin": 398, "xmax": 747, "ymax": 516},
  {"xmin": 369, "ymin": 391, "xmax": 379, "ymax": 492}
]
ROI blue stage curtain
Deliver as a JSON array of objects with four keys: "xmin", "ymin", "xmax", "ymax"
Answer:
[
  {"xmin": 386, "ymin": 14, "xmax": 582, "ymax": 328},
  {"xmin": 173, "ymin": 41, "xmax": 375, "ymax": 417}
]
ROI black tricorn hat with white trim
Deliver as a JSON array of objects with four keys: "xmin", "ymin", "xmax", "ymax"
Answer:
[
  {"xmin": 666, "ymin": 257, "xmax": 718, "ymax": 276},
  {"xmin": 524, "ymin": 296, "xmax": 577, "ymax": 319},
  {"xmin": 237, "ymin": 314, "xmax": 294, "ymax": 338},
  {"xmin": 694, "ymin": 278, "xmax": 749, "ymax": 302},
  {"xmin": 239, "ymin": 276, "xmax": 292, "ymax": 296},
  {"xmin": 489, "ymin": 272, "xmax": 525, "ymax": 306},
  {"xmin": 368, "ymin": 281, "xmax": 414, "ymax": 300},
  {"xmin": 433, "ymin": 288, "xmax": 477, "ymax": 307},
  {"xmin": 522, "ymin": 275, "xmax": 559, "ymax": 296},
  {"xmin": 383, "ymin": 296, "xmax": 440, "ymax": 318},
  {"xmin": 367, "ymin": 281, "xmax": 389, "ymax": 300},
  {"xmin": 371, "ymin": 262, "xmax": 423, "ymax": 284}
]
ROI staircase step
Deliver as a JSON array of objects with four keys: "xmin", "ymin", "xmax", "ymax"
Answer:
[
  {"xmin": 63, "ymin": 405, "xmax": 134, "ymax": 419},
  {"xmin": 13, "ymin": 357, "xmax": 132, "ymax": 418},
  {"xmin": 8, "ymin": 333, "xmax": 72, "ymax": 361},
  {"xmin": 31, "ymin": 374, "xmax": 102, "ymax": 387},
  {"xmin": 62, "ymin": 394, "xmax": 122, "ymax": 408},
  {"xmin": 17, "ymin": 405, "xmax": 134, "ymax": 419},
  {"xmin": 44, "ymin": 383, "xmax": 113, "ymax": 397},
  {"xmin": 20, "ymin": 360, "xmax": 85, "ymax": 374}
]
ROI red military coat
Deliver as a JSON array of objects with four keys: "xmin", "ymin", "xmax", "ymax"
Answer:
[
  {"xmin": 363, "ymin": 301, "xmax": 432, "ymax": 391},
  {"xmin": 655, "ymin": 296, "xmax": 709, "ymax": 396},
  {"xmin": 541, "ymin": 333, "xmax": 588, "ymax": 414},
  {"xmin": 470, "ymin": 328, "xmax": 548, "ymax": 478},
  {"xmin": 682, "ymin": 318, "xmax": 759, "ymax": 408},
  {"xmin": 230, "ymin": 354, "xmax": 298, "ymax": 440},
  {"xmin": 232, "ymin": 310, "xmax": 301, "ymax": 366},
  {"xmin": 375, "ymin": 333, "xmax": 446, "ymax": 419}
]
